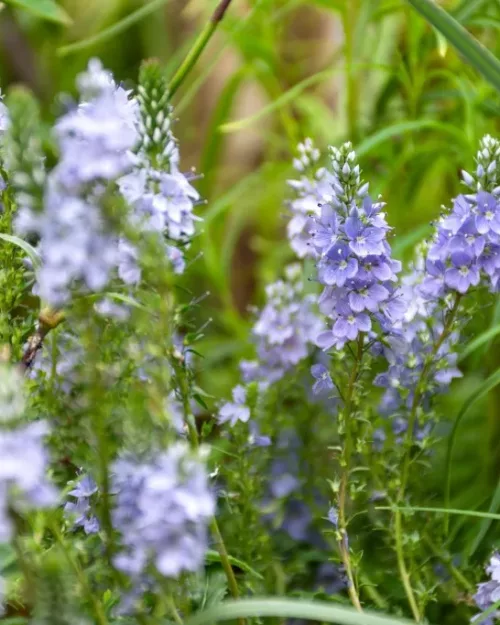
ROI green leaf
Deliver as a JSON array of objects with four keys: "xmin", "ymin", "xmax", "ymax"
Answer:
[
  {"xmin": 219, "ymin": 69, "xmax": 336, "ymax": 133},
  {"xmin": 57, "ymin": 0, "xmax": 170, "ymax": 56},
  {"xmin": 376, "ymin": 505, "xmax": 500, "ymax": 521},
  {"xmin": 185, "ymin": 598, "xmax": 417, "ymax": 625},
  {"xmin": 405, "ymin": 0, "xmax": 500, "ymax": 93},
  {"xmin": 355, "ymin": 119, "xmax": 468, "ymax": 158},
  {"xmin": 0, "ymin": 232, "xmax": 41, "ymax": 269},
  {"xmin": 444, "ymin": 367, "xmax": 500, "ymax": 533},
  {"xmin": 5, "ymin": 0, "xmax": 72, "ymax": 24},
  {"xmin": 0, "ymin": 543, "xmax": 16, "ymax": 572},
  {"xmin": 459, "ymin": 324, "xmax": 500, "ymax": 362},
  {"xmin": 205, "ymin": 551, "xmax": 264, "ymax": 581},
  {"xmin": 466, "ymin": 477, "xmax": 500, "ymax": 558}
]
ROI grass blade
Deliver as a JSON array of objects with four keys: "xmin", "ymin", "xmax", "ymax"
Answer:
[
  {"xmin": 5, "ymin": 0, "xmax": 71, "ymax": 25},
  {"xmin": 466, "ymin": 478, "xmax": 500, "ymax": 558},
  {"xmin": 376, "ymin": 505, "xmax": 500, "ymax": 521},
  {"xmin": 57, "ymin": 0, "xmax": 170, "ymax": 57},
  {"xmin": 459, "ymin": 324, "xmax": 500, "ymax": 362},
  {"xmin": 406, "ymin": 0, "xmax": 500, "ymax": 93},
  {"xmin": 444, "ymin": 368, "xmax": 500, "ymax": 533},
  {"xmin": 185, "ymin": 597, "xmax": 417, "ymax": 625},
  {"xmin": 0, "ymin": 233, "xmax": 41, "ymax": 269},
  {"xmin": 355, "ymin": 119, "xmax": 469, "ymax": 157}
]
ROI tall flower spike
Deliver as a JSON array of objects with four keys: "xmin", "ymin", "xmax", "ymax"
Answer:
[
  {"xmin": 117, "ymin": 59, "xmax": 201, "ymax": 273},
  {"xmin": 420, "ymin": 135, "xmax": 500, "ymax": 298},
  {"xmin": 311, "ymin": 143, "xmax": 403, "ymax": 350},
  {"xmin": 15, "ymin": 62, "xmax": 140, "ymax": 306}
]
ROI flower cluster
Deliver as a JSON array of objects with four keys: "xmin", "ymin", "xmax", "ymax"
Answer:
[
  {"xmin": 422, "ymin": 135, "xmax": 500, "ymax": 298},
  {"xmin": 473, "ymin": 553, "xmax": 500, "ymax": 625},
  {"xmin": 219, "ymin": 265, "xmax": 322, "ymax": 427},
  {"xmin": 0, "ymin": 420, "xmax": 57, "ymax": 541},
  {"xmin": 64, "ymin": 474, "xmax": 99, "ymax": 535},
  {"xmin": 12, "ymin": 59, "xmax": 202, "ymax": 307},
  {"xmin": 374, "ymin": 136, "xmax": 500, "ymax": 439},
  {"xmin": 15, "ymin": 62, "xmax": 139, "ymax": 306},
  {"xmin": 118, "ymin": 60, "xmax": 201, "ymax": 275},
  {"xmin": 287, "ymin": 139, "xmax": 334, "ymax": 258},
  {"xmin": 309, "ymin": 143, "xmax": 403, "ymax": 350},
  {"xmin": 111, "ymin": 443, "xmax": 214, "ymax": 581},
  {"xmin": 241, "ymin": 264, "xmax": 323, "ymax": 384}
]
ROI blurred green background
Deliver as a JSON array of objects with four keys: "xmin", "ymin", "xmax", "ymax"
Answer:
[{"xmin": 3, "ymin": 0, "xmax": 500, "ymax": 562}]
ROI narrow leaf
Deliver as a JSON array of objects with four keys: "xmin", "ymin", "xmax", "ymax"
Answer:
[
  {"xmin": 466, "ymin": 477, "xmax": 500, "ymax": 558},
  {"xmin": 377, "ymin": 505, "xmax": 500, "ymax": 521},
  {"xmin": 219, "ymin": 69, "xmax": 335, "ymax": 133},
  {"xmin": 5, "ymin": 0, "xmax": 71, "ymax": 24},
  {"xmin": 444, "ymin": 368, "xmax": 500, "ymax": 532},
  {"xmin": 459, "ymin": 324, "xmax": 500, "ymax": 361},
  {"xmin": 205, "ymin": 550, "xmax": 264, "ymax": 580},
  {"xmin": 0, "ymin": 232, "xmax": 41, "ymax": 269},
  {"xmin": 356, "ymin": 119, "xmax": 468, "ymax": 157},
  {"xmin": 406, "ymin": 0, "xmax": 500, "ymax": 93},
  {"xmin": 57, "ymin": 0, "xmax": 170, "ymax": 56},
  {"xmin": 185, "ymin": 598, "xmax": 416, "ymax": 625}
]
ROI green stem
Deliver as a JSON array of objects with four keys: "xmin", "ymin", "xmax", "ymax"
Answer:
[
  {"xmin": 168, "ymin": 0, "xmax": 234, "ymax": 99},
  {"xmin": 51, "ymin": 522, "xmax": 109, "ymax": 625},
  {"xmin": 394, "ymin": 293, "xmax": 462, "ymax": 621},
  {"xmin": 337, "ymin": 335, "xmax": 363, "ymax": 612},
  {"xmin": 423, "ymin": 536, "xmax": 473, "ymax": 592},
  {"xmin": 167, "ymin": 593, "xmax": 184, "ymax": 625},
  {"xmin": 343, "ymin": 0, "xmax": 359, "ymax": 143},
  {"xmin": 178, "ymin": 365, "xmax": 243, "ymax": 624}
]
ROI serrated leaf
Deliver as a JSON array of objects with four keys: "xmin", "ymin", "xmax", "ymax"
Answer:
[{"xmin": 5, "ymin": 0, "xmax": 72, "ymax": 24}]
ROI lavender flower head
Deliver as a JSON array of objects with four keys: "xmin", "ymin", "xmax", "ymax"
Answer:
[
  {"xmin": 64, "ymin": 474, "xmax": 99, "ymax": 535},
  {"xmin": 16, "ymin": 61, "xmax": 140, "ymax": 306},
  {"xmin": 219, "ymin": 265, "xmax": 322, "ymax": 427},
  {"xmin": 117, "ymin": 64, "xmax": 202, "ymax": 273},
  {"xmin": 421, "ymin": 135, "xmax": 500, "ymax": 299},
  {"xmin": 242, "ymin": 264, "xmax": 323, "ymax": 384},
  {"xmin": 309, "ymin": 143, "xmax": 403, "ymax": 350},
  {"xmin": 374, "ymin": 248, "xmax": 462, "ymax": 435},
  {"xmin": 111, "ymin": 443, "xmax": 215, "ymax": 581},
  {"xmin": 0, "ymin": 421, "xmax": 58, "ymax": 542},
  {"xmin": 287, "ymin": 139, "xmax": 335, "ymax": 258},
  {"xmin": 375, "ymin": 136, "xmax": 500, "ymax": 433},
  {"xmin": 472, "ymin": 552, "xmax": 500, "ymax": 624},
  {"xmin": 218, "ymin": 385, "xmax": 251, "ymax": 427}
]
